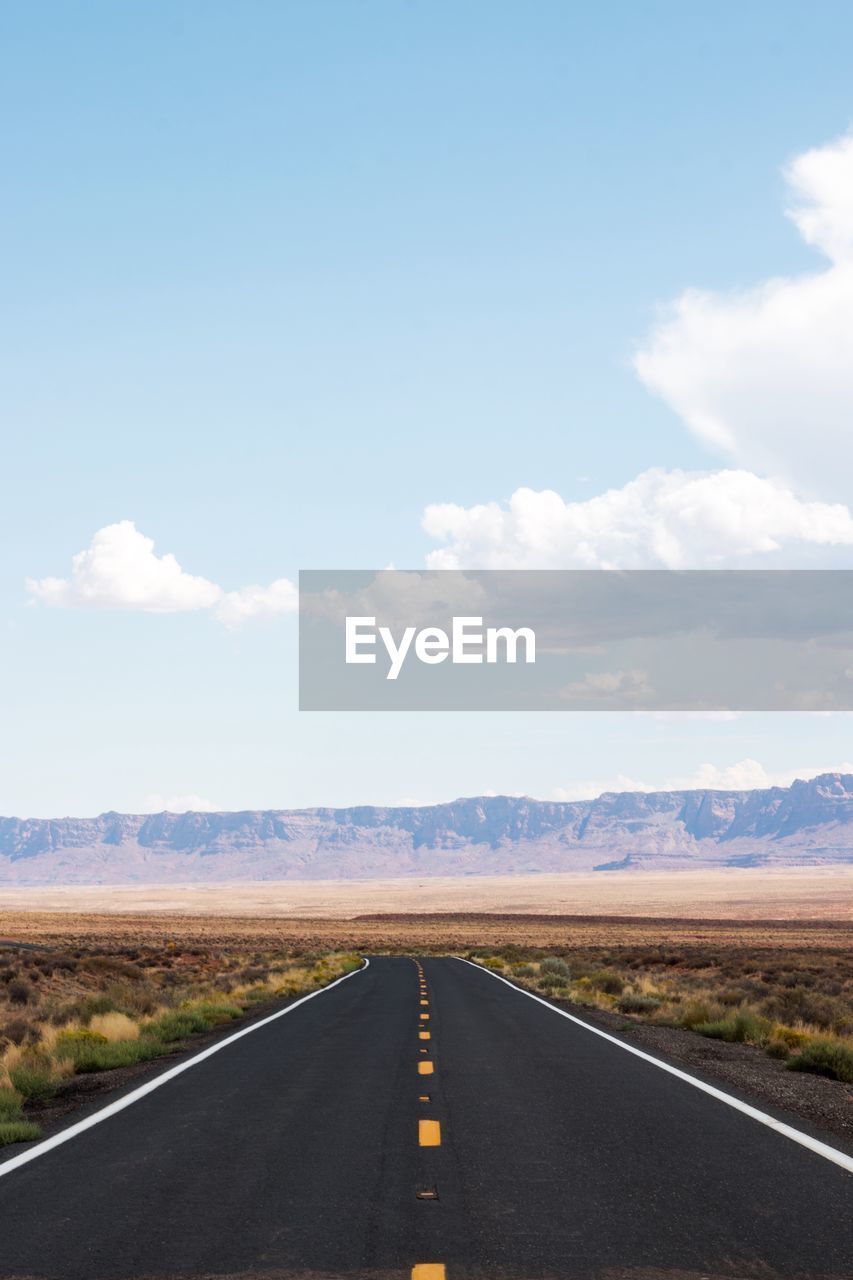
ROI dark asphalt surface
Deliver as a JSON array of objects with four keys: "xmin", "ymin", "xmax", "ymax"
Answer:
[{"xmin": 0, "ymin": 955, "xmax": 850, "ymax": 1280}]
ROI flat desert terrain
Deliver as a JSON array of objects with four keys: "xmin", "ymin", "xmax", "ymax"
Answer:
[{"xmin": 1, "ymin": 865, "xmax": 852, "ymax": 920}]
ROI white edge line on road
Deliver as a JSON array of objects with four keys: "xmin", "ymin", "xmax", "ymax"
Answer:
[
  {"xmin": 458, "ymin": 957, "xmax": 853, "ymax": 1175},
  {"xmin": 0, "ymin": 957, "xmax": 369, "ymax": 1179}
]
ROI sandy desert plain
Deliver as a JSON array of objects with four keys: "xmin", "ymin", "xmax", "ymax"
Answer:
[{"xmin": 1, "ymin": 865, "xmax": 852, "ymax": 922}]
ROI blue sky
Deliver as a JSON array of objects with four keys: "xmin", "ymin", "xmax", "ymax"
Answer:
[{"xmin": 4, "ymin": 2, "xmax": 853, "ymax": 817}]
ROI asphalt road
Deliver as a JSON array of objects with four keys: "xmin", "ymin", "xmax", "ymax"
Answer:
[{"xmin": 0, "ymin": 955, "xmax": 851, "ymax": 1280}]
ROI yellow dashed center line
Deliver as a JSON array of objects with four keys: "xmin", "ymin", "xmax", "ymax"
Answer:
[
  {"xmin": 412, "ymin": 963, "xmax": 444, "ymax": 1276},
  {"xmin": 419, "ymin": 1118, "xmax": 441, "ymax": 1146}
]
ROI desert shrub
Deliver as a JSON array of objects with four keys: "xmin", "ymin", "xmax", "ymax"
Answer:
[
  {"xmin": 55, "ymin": 1037, "xmax": 165, "ymax": 1073},
  {"xmin": 0, "ymin": 1087, "xmax": 23, "ymax": 1121},
  {"xmin": 7, "ymin": 980, "xmax": 33, "ymax": 1006},
  {"xmin": 787, "ymin": 1039, "xmax": 853, "ymax": 1084},
  {"xmin": 513, "ymin": 964, "xmax": 535, "ymax": 977},
  {"xmin": 765, "ymin": 1038, "xmax": 791, "ymax": 1060},
  {"xmin": 54, "ymin": 1028, "xmax": 109, "ymax": 1050},
  {"xmin": 105, "ymin": 983, "xmax": 158, "ymax": 1017},
  {"xmin": 540, "ymin": 957, "xmax": 571, "ymax": 977},
  {"xmin": 1, "ymin": 1017, "xmax": 34, "ymax": 1046},
  {"xmin": 537, "ymin": 972, "xmax": 569, "ymax": 991},
  {"xmin": 678, "ymin": 1000, "xmax": 719, "ymax": 1029},
  {"xmin": 0, "ymin": 1120, "xmax": 41, "ymax": 1146},
  {"xmin": 190, "ymin": 1002, "xmax": 241, "ymax": 1025},
  {"xmin": 718, "ymin": 988, "xmax": 750, "ymax": 1007},
  {"xmin": 9, "ymin": 1059, "xmax": 57, "ymax": 1101},
  {"xmin": 762, "ymin": 988, "xmax": 851, "ymax": 1035},
  {"xmin": 695, "ymin": 1010, "xmax": 770, "ymax": 1044},
  {"xmin": 480, "ymin": 957, "xmax": 504, "ymax": 971},
  {"xmin": 695, "ymin": 1019, "xmax": 739, "ymax": 1042},
  {"xmin": 144, "ymin": 1009, "xmax": 209, "ymax": 1043},
  {"xmin": 779, "ymin": 969, "xmax": 817, "ymax": 989},
  {"xmin": 239, "ymin": 966, "xmax": 269, "ymax": 983},
  {"xmin": 568, "ymin": 988, "xmax": 599, "ymax": 1007},
  {"xmin": 242, "ymin": 986, "xmax": 271, "ymax": 1003},
  {"xmin": 771, "ymin": 1024, "xmax": 809, "ymax": 1049},
  {"xmin": 74, "ymin": 994, "xmax": 118, "ymax": 1021},
  {"xmin": 587, "ymin": 970, "xmax": 625, "ymax": 996},
  {"xmin": 83, "ymin": 956, "xmax": 144, "ymax": 982},
  {"xmin": 617, "ymin": 992, "xmax": 662, "ymax": 1014}
]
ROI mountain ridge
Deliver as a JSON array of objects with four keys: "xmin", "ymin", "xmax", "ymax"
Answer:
[{"xmin": 3, "ymin": 773, "xmax": 853, "ymax": 885}]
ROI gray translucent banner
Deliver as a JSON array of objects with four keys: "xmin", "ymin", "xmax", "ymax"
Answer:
[{"xmin": 299, "ymin": 569, "xmax": 853, "ymax": 711}]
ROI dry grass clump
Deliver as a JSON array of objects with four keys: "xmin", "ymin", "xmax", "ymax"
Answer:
[
  {"xmin": 0, "ymin": 944, "xmax": 360, "ymax": 1149},
  {"xmin": 470, "ymin": 938, "xmax": 853, "ymax": 1086},
  {"xmin": 89, "ymin": 1011, "xmax": 139, "ymax": 1042}
]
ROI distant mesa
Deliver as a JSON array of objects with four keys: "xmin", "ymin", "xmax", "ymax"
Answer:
[{"xmin": 2, "ymin": 774, "xmax": 853, "ymax": 885}]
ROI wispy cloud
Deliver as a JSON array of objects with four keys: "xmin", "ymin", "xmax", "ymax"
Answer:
[
  {"xmin": 554, "ymin": 758, "xmax": 853, "ymax": 801},
  {"xmin": 142, "ymin": 793, "xmax": 219, "ymax": 813}
]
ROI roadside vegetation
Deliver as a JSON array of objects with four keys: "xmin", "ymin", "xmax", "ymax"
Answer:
[
  {"xmin": 0, "ymin": 943, "xmax": 360, "ymax": 1146},
  {"xmin": 468, "ymin": 943, "xmax": 853, "ymax": 1086}
]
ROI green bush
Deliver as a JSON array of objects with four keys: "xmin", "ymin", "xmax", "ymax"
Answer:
[
  {"xmin": 569, "ymin": 988, "xmax": 599, "ymax": 1007},
  {"xmin": 241, "ymin": 987, "xmax": 270, "ymax": 1004},
  {"xmin": 55, "ymin": 1036, "xmax": 165, "ymax": 1073},
  {"xmin": 512, "ymin": 964, "xmax": 535, "ymax": 977},
  {"xmin": 144, "ymin": 1009, "xmax": 211, "ymax": 1043},
  {"xmin": 0, "ymin": 1120, "xmax": 41, "ymax": 1146},
  {"xmin": 74, "ymin": 994, "xmax": 118, "ymax": 1021},
  {"xmin": 718, "ymin": 988, "xmax": 750, "ymax": 1006},
  {"xmin": 695, "ymin": 1010, "xmax": 769, "ymax": 1044},
  {"xmin": 0, "ymin": 1087, "xmax": 23, "ymax": 1121},
  {"xmin": 540, "ymin": 957, "xmax": 571, "ymax": 977},
  {"xmin": 190, "ymin": 1002, "xmax": 242, "ymax": 1025},
  {"xmin": 678, "ymin": 1000, "xmax": 718, "ymax": 1029},
  {"xmin": 762, "ymin": 987, "xmax": 850, "ymax": 1034},
  {"xmin": 787, "ymin": 1039, "xmax": 853, "ymax": 1084},
  {"xmin": 588, "ymin": 970, "xmax": 625, "ymax": 996},
  {"xmin": 9, "ymin": 1060, "xmax": 57, "ymax": 1101},
  {"xmin": 55, "ymin": 1028, "xmax": 108, "ymax": 1048},
  {"xmin": 537, "ymin": 971, "xmax": 570, "ymax": 990},
  {"xmin": 617, "ymin": 992, "xmax": 662, "ymax": 1014}
]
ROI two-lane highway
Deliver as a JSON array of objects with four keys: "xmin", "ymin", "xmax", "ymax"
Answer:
[{"xmin": 0, "ymin": 956, "xmax": 851, "ymax": 1279}]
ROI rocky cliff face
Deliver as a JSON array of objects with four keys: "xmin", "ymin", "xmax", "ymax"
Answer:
[{"xmin": 2, "ymin": 774, "xmax": 853, "ymax": 884}]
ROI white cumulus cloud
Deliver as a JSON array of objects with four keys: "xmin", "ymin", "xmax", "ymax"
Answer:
[
  {"xmin": 214, "ymin": 578, "xmax": 298, "ymax": 628},
  {"xmin": 26, "ymin": 521, "xmax": 296, "ymax": 628},
  {"xmin": 27, "ymin": 520, "xmax": 221, "ymax": 613},
  {"xmin": 423, "ymin": 467, "xmax": 853, "ymax": 569},
  {"xmin": 634, "ymin": 131, "xmax": 853, "ymax": 498}
]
